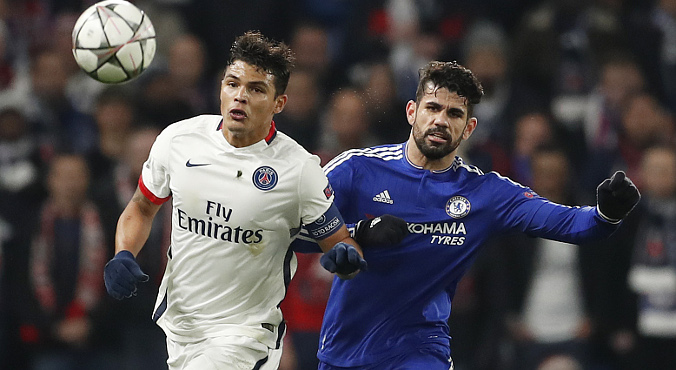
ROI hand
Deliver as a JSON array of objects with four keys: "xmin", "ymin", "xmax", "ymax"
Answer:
[
  {"xmin": 597, "ymin": 171, "xmax": 640, "ymax": 222},
  {"xmin": 104, "ymin": 250, "xmax": 149, "ymax": 300},
  {"xmin": 320, "ymin": 242, "xmax": 367, "ymax": 279},
  {"xmin": 354, "ymin": 214, "xmax": 409, "ymax": 247}
]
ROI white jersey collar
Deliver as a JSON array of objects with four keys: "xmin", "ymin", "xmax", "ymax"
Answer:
[{"xmin": 215, "ymin": 119, "xmax": 278, "ymax": 152}]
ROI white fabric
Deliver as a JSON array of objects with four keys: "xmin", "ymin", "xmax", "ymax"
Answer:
[
  {"xmin": 523, "ymin": 239, "xmax": 584, "ymax": 342},
  {"xmin": 167, "ymin": 334, "xmax": 283, "ymax": 370},
  {"xmin": 142, "ymin": 115, "xmax": 333, "ymax": 348}
]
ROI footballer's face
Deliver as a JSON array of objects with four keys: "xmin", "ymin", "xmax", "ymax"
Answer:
[
  {"xmin": 406, "ymin": 85, "xmax": 477, "ymax": 168},
  {"xmin": 220, "ymin": 60, "xmax": 287, "ymax": 147}
]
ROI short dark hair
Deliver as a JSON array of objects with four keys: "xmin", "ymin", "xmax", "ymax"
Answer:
[
  {"xmin": 228, "ymin": 31, "xmax": 295, "ymax": 96},
  {"xmin": 416, "ymin": 61, "xmax": 484, "ymax": 116}
]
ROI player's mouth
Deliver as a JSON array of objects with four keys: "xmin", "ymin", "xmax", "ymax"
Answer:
[
  {"xmin": 229, "ymin": 108, "xmax": 248, "ymax": 121},
  {"xmin": 427, "ymin": 130, "xmax": 450, "ymax": 144}
]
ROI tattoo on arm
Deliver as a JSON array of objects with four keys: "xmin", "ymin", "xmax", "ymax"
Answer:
[{"xmin": 131, "ymin": 189, "xmax": 146, "ymax": 204}]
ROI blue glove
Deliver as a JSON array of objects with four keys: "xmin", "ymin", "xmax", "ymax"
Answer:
[
  {"xmin": 320, "ymin": 242, "xmax": 368, "ymax": 278},
  {"xmin": 597, "ymin": 171, "xmax": 641, "ymax": 222},
  {"xmin": 104, "ymin": 250, "xmax": 149, "ymax": 300}
]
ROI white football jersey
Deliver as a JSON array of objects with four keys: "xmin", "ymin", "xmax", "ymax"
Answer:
[{"xmin": 139, "ymin": 115, "xmax": 334, "ymax": 348}]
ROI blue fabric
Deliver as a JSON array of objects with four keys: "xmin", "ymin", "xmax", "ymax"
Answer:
[
  {"xmin": 305, "ymin": 202, "xmax": 345, "ymax": 240},
  {"xmin": 315, "ymin": 143, "xmax": 620, "ymax": 367}
]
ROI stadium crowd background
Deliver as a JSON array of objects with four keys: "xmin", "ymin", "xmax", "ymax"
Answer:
[{"xmin": 0, "ymin": 0, "xmax": 675, "ymax": 369}]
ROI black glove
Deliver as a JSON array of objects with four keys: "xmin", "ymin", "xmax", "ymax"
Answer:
[
  {"xmin": 354, "ymin": 215, "xmax": 409, "ymax": 247},
  {"xmin": 597, "ymin": 171, "xmax": 641, "ymax": 222},
  {"xmin": 104, "ymin": 250, "xmax": 149, "ymax": 300},
  {"xmin": 320, "ymin": 242, "xmax": 368, "ymax": 279}
]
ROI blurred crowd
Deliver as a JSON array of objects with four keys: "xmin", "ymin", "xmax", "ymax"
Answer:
[{"xmin": 0, "ymin": 0, "xmax": 675, "ymax": 369}]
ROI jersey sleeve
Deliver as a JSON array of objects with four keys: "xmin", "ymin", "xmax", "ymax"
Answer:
[
  {"xmin": 323, "ymin": 152, "xmax": 356, "ymax": 221},
  {"xmin": 490, "ymin": 173, "xmax": 619, "ymax": 243},
  {"xmin": 298, "ymin": 155, "xmax": 335, "ymax": 225},
  {"xmin": 139, "ymin": 128, "xmax": 172, "ymax": 204}
]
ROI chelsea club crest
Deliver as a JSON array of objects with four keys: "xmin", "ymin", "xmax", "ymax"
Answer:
[
  {"xmin": 252, "ymin": 166, "xmax": 278, "ymax": 191},
  {"xmin": 446, "ymin": 196, "xmax": 471, "ymax": 219}
]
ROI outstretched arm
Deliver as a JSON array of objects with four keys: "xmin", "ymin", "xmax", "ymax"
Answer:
[
  {"xmin": 104, "ymin": 187, "xmax": 161, "ymax": 300},
  {"xmin": 115, "ymin": 187, "xmax": 162, "ymax": 255},
  {"xmin": 511, "ymin": 171, "xmax": 640, "ymax": 243}
]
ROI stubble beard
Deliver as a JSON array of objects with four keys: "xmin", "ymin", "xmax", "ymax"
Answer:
[{"xmin": 412, "ymin": 123, "xmax": 464, "ymax": 161}]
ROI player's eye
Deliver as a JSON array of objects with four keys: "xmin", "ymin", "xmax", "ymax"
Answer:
[{"xmin": 449, "ymin": 110, "xmax": 465, "ymax": 118}]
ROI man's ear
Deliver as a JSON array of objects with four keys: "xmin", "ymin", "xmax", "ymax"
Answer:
[
  {"xmin": 463, "ymin": 117, "xmax": 478, "ymax": 140},
  {"xmin": 405, "ymin": 100, "xmax": 417, "ymax": 126},
  {"xmin": 274, "ymin": 94, "xmax": 288, "ymax": 114}
]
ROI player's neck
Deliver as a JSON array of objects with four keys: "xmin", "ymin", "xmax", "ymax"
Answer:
[
  {"xmin": 405, "ymin": 139, "xmax": 456, "ymax": 171},
  {"xmin": 221, "ymin": 124, "xmax": 270, "ymax": 148}
]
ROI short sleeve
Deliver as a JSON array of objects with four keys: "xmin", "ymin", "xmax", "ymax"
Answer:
[
  {"xmin": 299, "ymin": 155, "xmax": 334, "ymax": 225},
  {"xmin": 139, "ymin": 129, "xmax": 172, "ymax": 204}
]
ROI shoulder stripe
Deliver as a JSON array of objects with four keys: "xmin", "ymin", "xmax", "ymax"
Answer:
[
  {"xmin": 324, "ymin": 145, "xmax": 403, "ymax": 174},
  {"xmin": 489, "ymin": 171, "xmax": 529, "ymax": 189},
  {"xmin": 452, "ymin": 157, "xmax": 484, "ymax": 175}
]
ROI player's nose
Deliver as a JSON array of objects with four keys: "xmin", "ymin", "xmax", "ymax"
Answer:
[
  {"xmin": 432, "ymin": 116, "xmax": 450, "ymax": 128},
  {"xmin": 234, "ymin": 86, "xmax": 248, "ymax": 102}
]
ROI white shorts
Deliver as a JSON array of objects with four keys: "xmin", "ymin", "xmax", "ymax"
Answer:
[{"xmin": 166, "ymin": 335, "xmax": 283, "ymax": 370}]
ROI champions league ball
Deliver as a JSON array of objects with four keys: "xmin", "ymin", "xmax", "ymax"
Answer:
[{"xmin": 72, "ymin": 0, "xmax": 156, "ymax": 84}]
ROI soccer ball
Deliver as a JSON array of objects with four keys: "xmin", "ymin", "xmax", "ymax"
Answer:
[{"xmin": 72, "ymin": 0, "xmax": 156, "ymax": 84}]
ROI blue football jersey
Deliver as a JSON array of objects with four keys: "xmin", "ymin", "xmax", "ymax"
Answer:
[{"xmin": 315, "ymin": 143, "xmax": 619, "ymax": 367}]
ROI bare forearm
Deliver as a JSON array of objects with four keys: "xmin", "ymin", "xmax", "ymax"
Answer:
[
  {"xmin": 115, "ymin": 188, "xmax": 161, "ymax": 256},
  {"xmin": 317, "ymin": 227, "xmax": 362, "ymax": 255}
]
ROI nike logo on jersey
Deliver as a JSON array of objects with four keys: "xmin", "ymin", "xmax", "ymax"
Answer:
[
  {"xmin": 186, "ymin": 159, "xmax": 211, "ymax": 167},
  {"xmin": 373, "ymin": 190, "xmax": 393, "ymax": 204}
]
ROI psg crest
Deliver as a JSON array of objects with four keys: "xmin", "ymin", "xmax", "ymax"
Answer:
[
  {"xmin": 252, "ymin": 166, "xmax": 278, "ymax": 191},
  {"xmin": 446, "ymin": 196, "xmax": 471, "ymax": 219}
]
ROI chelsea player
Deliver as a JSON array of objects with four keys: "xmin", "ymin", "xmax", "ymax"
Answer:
[{"xmin": 295, "ymin": 61, "xmax": 641, "ymax": 369}]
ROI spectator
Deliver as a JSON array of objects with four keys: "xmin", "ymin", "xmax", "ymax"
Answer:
[
  {"xmin": 503, "ymin": 147, "xmax": 597, "ymax": 370},
  {"xmin": 24, "ymin": 49, "xmax": 98, "ymax": 156},
  {"xmin": 625, "ymin": 145, "xmax": 676, "ymax": 370},
  {"xmin": 0, "ymin": 106, "xmax": 44, "ymax": 200},
  {"xmin": 92, "ymin": 126, "xmax": 170, "ymax": 370},
  {"xmin": 289, "ymin": 21, "xmax": 343, "ymax": 94},
  {"xmin": 137, "ymin": 70, "xmax": 194, "ymax": 129},
  {"xmin": 510, "ymin": 111, "xmax": 556, "ymax": 185},
  {"xmin": 316, "ymin": 87, "xmax": 379, "ymax": 164},
  {"xmin": 274, "ymin": 69, "xmax": 323, "ymax": 152},
  {"xmin": 627, "ymin": 0, "xmax": 676, "ymax": 113},
  {"xmin": 581, "ymin": 54, "xmax": 646, "ymax": 152},
  {"xmin": 0, "ymin": 107, "xmax": 43, "ymax": 370},
  {"xmin": 359, "ymin": 61, "xmax": 410, "ymax": 144},
  {"xmin": 25, "ymin": 154, "xmax": 110, "ymax": 370},
  {"xmin": 462, "ymin": 20, "xmax": 546, "ymax": 151},
  {"xmin": 582, "ymin": 92, "xmax": 674, "ymax": 199},
  {"xmin": 86, "ymin": 88, "xmax": 138, "ymax": 183},
  {"xmin": 167, "ymin": 33, "xmax": 218, "ymax": 115},
  {"xmin": 512, "ymin": 0, "xmax": 626, "ymax": 102}
]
